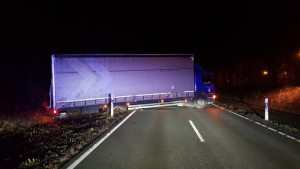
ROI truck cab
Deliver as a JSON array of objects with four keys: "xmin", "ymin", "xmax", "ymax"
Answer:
[{"xmin": 194, "ymin": 64, "xmax": 216, "ymax": 107}]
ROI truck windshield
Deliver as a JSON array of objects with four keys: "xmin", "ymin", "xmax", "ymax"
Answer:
[{"xmin": 202, "ymin": 75, "xmax": 213, "ymax": 84}]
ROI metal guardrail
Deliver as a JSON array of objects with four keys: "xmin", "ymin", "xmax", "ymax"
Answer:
[{"xmin": 127, "ymin": 101, "xmax": 184, "ymax": 110}]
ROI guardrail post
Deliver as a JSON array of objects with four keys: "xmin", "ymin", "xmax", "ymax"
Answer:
[{"xmin": 265, "ymin": 98, "xmax": 268, "ymax": 121}]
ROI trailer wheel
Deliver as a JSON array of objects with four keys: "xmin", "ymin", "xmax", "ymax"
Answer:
[{"xmin": 195, "ymin": 98, "xmax": 206, "ymax": 108}]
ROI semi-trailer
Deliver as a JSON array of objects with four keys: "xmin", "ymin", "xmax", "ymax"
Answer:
[{"xmin": 49, "ymin": 54, "xmax": 215, "ymax": 115}]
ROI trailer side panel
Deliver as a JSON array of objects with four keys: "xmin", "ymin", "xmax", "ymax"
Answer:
[{"xmin": 51, "ymin": 54, "xmax": 194, "ymax": 109}]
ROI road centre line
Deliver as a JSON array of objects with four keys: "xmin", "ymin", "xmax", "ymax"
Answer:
[
  {"xmin": 67, "ymin": 110, "xmax": 137, "ymax": 169},
  {"xmin": 189, "ymin": 120, "xmax": 205, "ymax": 142},
  {"xmin": 212, "ymin": 103, "xmax": 300, "ymax": 143}
]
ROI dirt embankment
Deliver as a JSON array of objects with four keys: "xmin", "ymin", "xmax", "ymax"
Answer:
[{"xmin": 0, "ymin": 110, "xmax": 131, "ymax": 169}]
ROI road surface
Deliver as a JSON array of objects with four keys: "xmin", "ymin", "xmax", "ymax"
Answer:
[
  {"xmin": 62, "ymin": 105, "xmax": 300, "ymax": 169},
  {"xmin": 218, "ymin": 97, "xmax": 300, "ymax": 129}
]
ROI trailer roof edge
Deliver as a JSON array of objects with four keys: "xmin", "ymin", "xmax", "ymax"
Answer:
[{"xmin": 51, "ymin": 53, "xmax": 195, "ymax": 58}]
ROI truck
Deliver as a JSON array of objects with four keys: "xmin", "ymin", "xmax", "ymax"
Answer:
[{"xmin": 49, "ymin": 54, "xmax": 216, "ymax": 115}]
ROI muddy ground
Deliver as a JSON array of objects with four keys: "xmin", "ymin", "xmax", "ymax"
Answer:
[{"xmin": 0, "ymin": 110, "xmax": 131, "ymax": 169}]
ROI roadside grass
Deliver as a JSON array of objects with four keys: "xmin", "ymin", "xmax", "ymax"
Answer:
[
  {"xmin": 280, "ymin": 124, "xmax": 299, "ymax": 134},
  {"xmin": 221, "ymin": 86, "xmax": 300, "ymax": 115},
  {"xmin": 0, "ymin": 109, "xmax": 130, "ymax": 169},
  {"xmin": 264, "ymin": 86, "xmax": 300, "ymax": 114},
  {"xmin": 269, "ymin": 87, "xmax": 300, "ymax": 103}
]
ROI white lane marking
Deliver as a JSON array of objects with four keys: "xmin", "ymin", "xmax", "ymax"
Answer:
[
  {"xmin": 67, "ymin": 110, "xmax": 137, "ymax": 169},
  {"xmin": 286, "ymin": 135, "xmax": 296, "ymax": 140},
  {"xmin": 189, "ymin": 120, "xmax": 205, "ymax": 142},
  {"xmin": 212, "ymin": 103, "xmax": 300, "ymax": 143},
  {"xmin": 268, "ymin": 127, "xmax": 277, "ymax": 132}
]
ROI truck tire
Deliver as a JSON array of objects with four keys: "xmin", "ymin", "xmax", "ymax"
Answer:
[{"xmin": 195, "ymin": 98, "xmax": 206, "ymax": 108}]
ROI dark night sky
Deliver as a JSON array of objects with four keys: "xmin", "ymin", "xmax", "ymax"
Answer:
[{"xmin": 0, "ymin": 0, "xmax": 300, "ymax": 114}]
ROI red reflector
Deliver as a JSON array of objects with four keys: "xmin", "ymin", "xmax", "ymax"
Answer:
[{"xmin": 52, "ymin": 109, "xmax": 58, "ymax": 115}]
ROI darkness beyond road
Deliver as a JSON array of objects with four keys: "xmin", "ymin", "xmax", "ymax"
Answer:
[{"xmin": 62, "ymin": 105, "xmax": 300, "ymax": 169}]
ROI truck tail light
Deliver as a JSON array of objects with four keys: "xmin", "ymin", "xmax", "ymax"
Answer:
[
  {"xmin": 213, "ymin": 94, "xmax": 217, "ymax": 100},
  {"xmin": 126, "ymin": 102, "xmax": 130, "ymax": 107},
  {"xmin": 184, "ymin": 99, "xmax": 187, "ymax": 103},
  {"xmin": 160, "ymin": 99, "xmax": 164, "ymax": 103}
]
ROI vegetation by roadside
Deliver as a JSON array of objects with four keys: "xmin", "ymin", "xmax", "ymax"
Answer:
[
  {"xmin": 0, "ymin": 109, "xmax": 131, "ymax": 169},
  {"xmin": 218, "ymin": 86, "xmax": 300, "ymax": 115},
  {"xmin": 247, "ymin": 86, "xmax": 300, "ymax": 115}
]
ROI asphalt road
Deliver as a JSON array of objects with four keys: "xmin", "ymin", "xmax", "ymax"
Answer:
[
  {"xmin": 62, "ymin": 105, "xmax": 300, "ymax": 169},
  {"xmin": 218, "ymin": 97, "xmax": 300, "ymax": 129}
]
